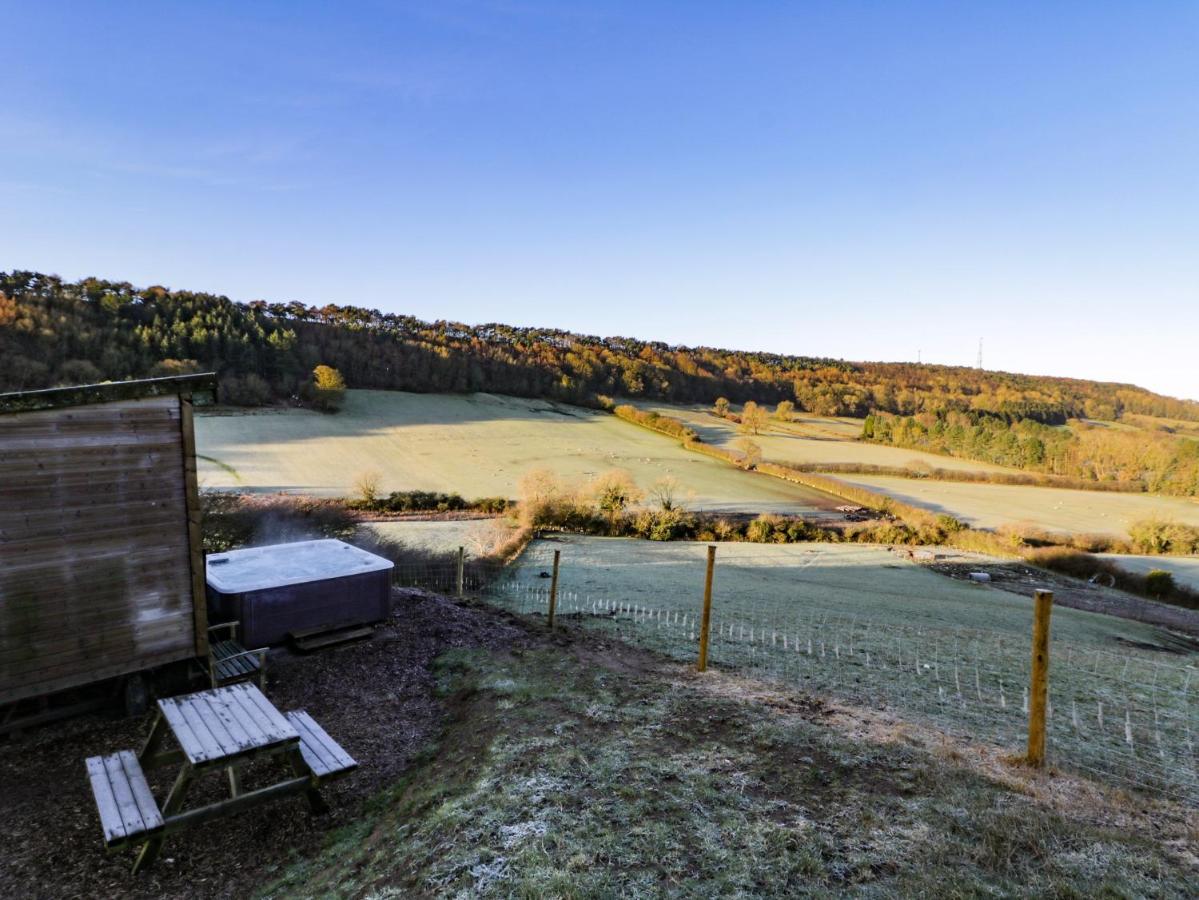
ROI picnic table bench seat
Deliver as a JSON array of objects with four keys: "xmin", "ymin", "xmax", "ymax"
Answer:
[
  {"xmin": 85, "ymin": 751, "xmax": 163, "ymax": 849},
  {"xmin": 286, "ymin": 710, "xmax": 357, "ymax": 781}
]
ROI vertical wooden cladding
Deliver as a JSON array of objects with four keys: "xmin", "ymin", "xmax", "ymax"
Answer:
[{"xmin": 0, "ymin": 395, "xmax": 202, "ymax": 703}]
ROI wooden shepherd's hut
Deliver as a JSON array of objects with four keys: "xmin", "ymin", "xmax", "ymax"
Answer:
[{"xmin": 0, "ymin": 374, "xmax": 216, "ymax": 727}]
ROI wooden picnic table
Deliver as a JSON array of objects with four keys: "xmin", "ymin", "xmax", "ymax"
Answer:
[{"xmin": 85, "ymin": 683, "xmax": 355, "ymax": 873}]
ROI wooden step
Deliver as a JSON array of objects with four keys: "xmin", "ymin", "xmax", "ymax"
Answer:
[{"xmin": 288, "ymin": 624, "xmax": 374, "ymax": 652}]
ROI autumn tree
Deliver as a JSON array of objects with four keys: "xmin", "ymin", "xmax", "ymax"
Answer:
[
  {"xmin": 775, "ymin": 400, "xmax": 795, "ymax": 421},
  {"xmin": 309, "ymin": 364, "xmax": 346, "ymax": 412},
  {"xmin": 0, "ymin": 291, "xmax": 16, "ymax": 327},
  {"xmin": 714, "ymin": 397, "xmax": 730, "ymax": 417},
  {"xmin": 740, "ymin": 401, "xmax": 767, "ymax": 435},
  {"xmin": 149, "ymin": 358, "xmax": 203, "ymax": 378}
]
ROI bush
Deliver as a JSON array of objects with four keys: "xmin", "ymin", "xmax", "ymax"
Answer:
[
  {"xmin": 714, "ymin": 518, "xmax": 742, "ymax": 541},
  {"xmin": 1069, "ymin": 532, "xmax": 1126, "ymax": 554},
  {"xmin": 1145, "ymin": 569, "xmax": 1175, "ymax": 598},
  {"xmin": 611, "ymin": 404, "xmax": 699, "ymax": 442},
  {"xmin": 220, "ymin": 372, "xmax": 272, "ymax": 406},
  {"xmin": 745, "ymin": 515, "xmax": 778, "ymax": 543},
  {"xmin": 843, "ymin": 520, "xmax": 914, "ymax": 544},
  {"xmin": 588, "ymin": 470, "xmax": 644, "ymax": 519},
  {"xmin": 1125, "ymin": 517, "xmax": 1199, "ymax": 555},
  {"xmin": 632, "ymin": 508, "xmax": 695, "ymax": 541}
]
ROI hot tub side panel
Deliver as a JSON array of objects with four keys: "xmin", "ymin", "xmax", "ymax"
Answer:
[{"xmin": 223, "ymin": 570, "xmax": 392, "ymax": 646}]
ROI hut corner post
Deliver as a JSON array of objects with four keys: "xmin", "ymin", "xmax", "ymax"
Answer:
[{"xmin": 179, "ymin": 392, "xmax": 210, "ymax": 657}]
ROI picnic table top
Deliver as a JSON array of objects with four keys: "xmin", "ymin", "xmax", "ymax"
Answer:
[{"xmin": 157, "ymin": 683, "xmax": 298, "ymax": 767}]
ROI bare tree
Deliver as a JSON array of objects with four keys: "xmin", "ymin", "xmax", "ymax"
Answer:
[
  {"xmin": 649, "ymin": 475, "xmax": 682, "ymax": 511},
  {"xmin": 736, "ymin": 437, "xmax": 762, "ymax": 469},
  {"xmin": 352, "ymin": 470, "xmax": 382, "ymax": 504}
]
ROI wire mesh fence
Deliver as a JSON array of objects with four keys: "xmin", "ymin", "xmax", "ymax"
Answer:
[{"xmin": 392, "ymin": 537, "xmax": 1198, "ymax": 805}]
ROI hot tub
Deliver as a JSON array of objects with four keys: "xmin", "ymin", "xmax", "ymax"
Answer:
[{"xmin": 205, "ymin": 539, "xmax": 394, "ymax": 645}]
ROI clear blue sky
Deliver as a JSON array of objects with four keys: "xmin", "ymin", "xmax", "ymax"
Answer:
[{"xmin": 3, "ymin": 2, "xmax": 1196, "ymax": 399}]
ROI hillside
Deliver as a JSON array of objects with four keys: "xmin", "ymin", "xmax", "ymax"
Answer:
[
  {"xmin": 195, "ymin": 389, "xmax": 841, "ymax": 514},
  {"xmin": 4, "ymin": 270, "xmax": 1197, "ymax": 423}
]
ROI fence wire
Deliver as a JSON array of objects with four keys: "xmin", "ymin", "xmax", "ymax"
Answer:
[{"xmin": 391, "ymin": 541, "xmax": 1199, "ymax": 805}]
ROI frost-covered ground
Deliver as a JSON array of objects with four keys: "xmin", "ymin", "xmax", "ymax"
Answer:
[{"xmin": 196, "ymin": 390, "xmax": 839, "ymax": 514}]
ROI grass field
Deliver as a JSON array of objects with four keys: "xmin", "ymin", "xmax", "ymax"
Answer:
[
  {"xmin": 197, "ymin": 389, "xmax": 1199, "ymax": 537},
  {"xmin": 196, "ymin": 390, "xmax": 840, "ymax": 514},
  {"xmin": 490, "ymin": 537, "xmax": 1199, "ymax": 801},
  {"xmin": 264, "ymin": 639, "xmax": 1197, "ymax": 898},
  {"xmin": 633, "ymin": 402, "xmax": 1199, "ymax": 539},
  {"xmin": 1098, "ymin": 554, "xmax": 1199, "ymax": 590},
  {"xmin": 634, "ymin": 401, "xmax": 1006, "ymax": 473},
  {"xmin": 366, "ymin": 518, "xmax": 510, "ymax": 557},
  {"xmin": 833, "ymin": 473, "xmax": 1199, "ymax": 537},
  {"xmin": 503, "ymin": 537, "xmax": 1181, "ymax": 648}
]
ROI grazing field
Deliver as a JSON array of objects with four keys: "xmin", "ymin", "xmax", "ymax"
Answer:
[
  {"xmin": 1098, "ymin": 554, "xmax": 1199, "ymax": 591},
  {"xmin": 490, "ymin": 537, "xmax": 1199, "ymax": 800},
  {"xmin": 832, "ymin": 474, "xmax": 1199, "ymax": 537},
  {"xmin": 503, "ymin": 537, "xmax": 1179, "ymax": 648},
  {"xmin": 633, "ymin": 403, "xmax": 1199, "ymax": 539},
  {"xmin": 265, "ymin": 638, "xmax": 1197, "ymax": 898},
  {"xmin": 196, "ymin": 390, "xmax": 841, "ymax": 514},
  {"xmin": 365, "ymin": 518, "xmax": 510, "ymax": 557},
  {"xmin": 634, "ymin": 402, "xmax": 1006, "ymax": 473}
]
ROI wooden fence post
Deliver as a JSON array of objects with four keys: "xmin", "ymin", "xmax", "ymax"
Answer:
[
  {"xmin": 547, "ymin": 549, "xmax": 561, "ymax": 628},
  {"xmin": 697, "ymin": 545, "xmax": 716, "ymax": 672},
  {"xmin": 456, "ymin": 546, "xmax": 465, "ymax": 598},
  {"xmin": 1027, "ymin": 589, "xmax": 1053, "ymax": 767}
]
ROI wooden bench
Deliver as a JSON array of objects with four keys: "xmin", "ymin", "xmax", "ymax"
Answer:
[
  {"xmin": 286, "ymin": 710, "xmax": 357, "ymax": 782},
  {"xmin": 85, "ymin": 751, "xmax": 164, "ymax": 850},
  {"xmin": 208, "ymin": 622, "xmax": 267, "ymax": 690}
]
